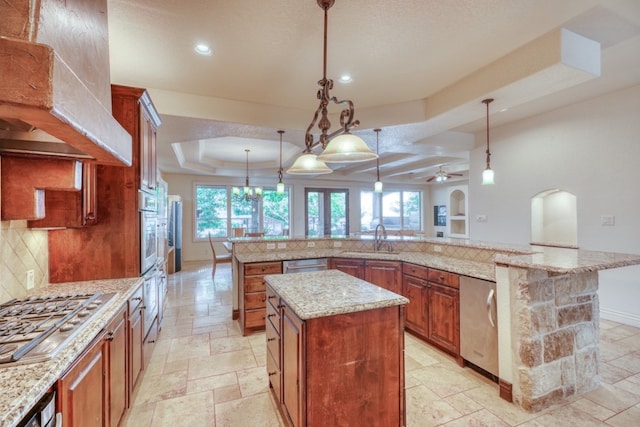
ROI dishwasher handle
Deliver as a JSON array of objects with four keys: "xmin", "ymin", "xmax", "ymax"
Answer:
[
  {"xmin": 486, "ymin": 288, "xmax": 496, "ymax": 328},
  {"xmin": 285, "ymin": 263, "xmax": 327, "ymax": 271}
]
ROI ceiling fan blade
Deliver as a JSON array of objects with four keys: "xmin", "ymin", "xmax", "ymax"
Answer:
[
  {"xmin": 447, "ymin": 173, "xmax": 463, "ymax": 177},
  {"xmin": 426, "ymin": 176, "xmax": 436, "ymax": 182}
]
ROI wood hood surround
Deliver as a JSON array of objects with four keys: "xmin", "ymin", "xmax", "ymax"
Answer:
[{"xmin": 0, "ymin": 0, "xmax": 132, "ymax": 166}]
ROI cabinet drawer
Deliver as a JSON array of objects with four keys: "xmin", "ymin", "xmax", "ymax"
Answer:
[
  {"xmin": 266, "ymin": 285, "xmax": 279, "ymax": 311},
  {"xmin": 244, "ymin": 262, "xmax": 282, "ymax": 276},
  {"xmin": 267, "ymin": 349, "xmax": 281, "ymax": 403},
  {"xmin": 245, "ymin": 292, "xmax": 266, "ymax": 310},
  {"xmin": 245, "ymin": 308, "xmax": 266, "ymax": 328},
  {"xmin": 266, "ymin": 298, "xmax": 281, "ymax": 335},
  {"xmin": 402, "ymin": 262, "xmax": 429, "ymax": 279},
  {"xmin": 428, "ymin": 268, "xmax": 459, "ymax": 288},
  {"xmin": 128, "ymin": 285, "xmax": 144, "ymax": 313},
  {"xmin": 245, "ymin": 276, "xmax": 267, "ymax": 293},
  {"xmin": 266, "ymin": 319, "xmax": 280, "ymax": 368}
]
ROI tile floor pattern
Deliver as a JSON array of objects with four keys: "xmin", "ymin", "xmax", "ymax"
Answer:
[{"xmin": 123, "ymin": 262, "xmax": 640, "ymax": 426}]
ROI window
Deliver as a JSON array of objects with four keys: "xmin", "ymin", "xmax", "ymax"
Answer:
[
  {"xmin": 195, "ymin": 184, "xmax": 290, "ymax": 239},
  {"xmin": 360, "ymin": 190, "xmax": 422, "ymax": 231},
  {"xmin": 305, "ymin": 188, "xmax": 349, "ymax": 237}
]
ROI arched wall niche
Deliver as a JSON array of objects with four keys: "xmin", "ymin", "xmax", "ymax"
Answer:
[{"xmin": 531, "ymin": 189, "xmax": 578, "ymax": 248}]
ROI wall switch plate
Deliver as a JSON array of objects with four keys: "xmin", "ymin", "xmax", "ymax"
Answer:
[
  {"xmin": 26, "ymin": 270, "xmax": 35, "ymax": 289},
  {"xmin": 333, "ymin": 241, "xmax": 343, "ymax": 248},
  {"xmin": 266, "ymin": 243, "xmax": 276, "ymax": 250},
  {"xmin": 476, "ymin": 214, "xmax": 488, "ymax": 222},
  {"xmin": 433, "ymin": 245, "xmax": 442, "ymax": 252},
  {"xmin": 601, "ymin": 215, "xmax": 615, "ymax": 226},
  {"xmin": 277, "ymin": 243, "xmax": 286, "ymax": 249},
  {"xmin": 307, "ymin": 241, "xmax": 316, "ymax": 248}
]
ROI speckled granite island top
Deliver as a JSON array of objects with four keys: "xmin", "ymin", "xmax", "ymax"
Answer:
[
  {"xmin": 264, "ymin": 270, "xmax": 409, "ymax": 320},
  {"xmin": 0, "ymin": 277, "xmax": 143, "ymax": 427}
]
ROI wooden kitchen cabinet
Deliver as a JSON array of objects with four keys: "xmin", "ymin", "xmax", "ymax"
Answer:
[
  {"xmin": 365, "ymin": 260, "xmax": 402, "ymax": 294},
  {"xmin": 266, "ymin": 286, "xmax": 282, "ymax": 403},
  {"xmin": 48, "ymin": 84, "xmax": 161, "ymax": 282},
  {"xmin": 128, "ymin": 284, "xmax": 144, "ymax": 395},
  {"xmin": 27, "ymin": 161, "xmax": 98, "ymax": 228},
  {"xmin": 402, "ymin": 263, "xmax": 461, "ymax": 359},
  {"xmin": 269, "ymin": 282, "xmax": 405, "ymax": 427},
  {"xmin": 106, "ymin": 305, "xmax": 127, "ymax": 427},
  {"xmin": 239, "ymin": 261, "xmax": 282, "ymax": 335},
  {"xmin": 57, "ymin": 330, "xmax": 108, "ymax": 427},
  {"xmin": 329, "ymin": 257, "xmax": 365, "ymax": 279}
]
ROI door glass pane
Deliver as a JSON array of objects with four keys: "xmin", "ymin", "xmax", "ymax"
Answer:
[
  {"xmin": 330, "ymin": 192, "xmax": 347, "ymax": 236},
  {"xmin": 402, "ymin": 191, "xmax": 421, "ymax": 230},
  {"xmin": 305, "ymin": 188, "xmax": 348, "ymax": 237}
]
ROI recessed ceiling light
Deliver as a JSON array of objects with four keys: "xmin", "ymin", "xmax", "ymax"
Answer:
[
  {"xmin": 194, "ymin": 44, "xmax": 212, "ymax": 56},
  {"xmin": 339, "ymin": 74, "xmax": 353, "ymax": 83}
]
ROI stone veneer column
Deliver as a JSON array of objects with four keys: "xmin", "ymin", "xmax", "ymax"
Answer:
[{"xmin": 509, "ymin": 266, "xmax": 600, "ymax": 412}]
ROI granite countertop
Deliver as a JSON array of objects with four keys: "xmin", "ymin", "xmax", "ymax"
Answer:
[
  {"xmin": 264, "ymin": 270, "xmax": 409, "ymax": 320},
  {"xmin": 0, "ymin": 277, "xmax": 143, "ymax": 427}
]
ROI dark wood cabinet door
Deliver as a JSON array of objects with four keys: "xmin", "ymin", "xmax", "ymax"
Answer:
[
  {"xmin": 330, "ymin": 258, "xmax": 365, "ymax": 279},
  {"xmin": 107, "ymin": 307, "xmax": 127, "ymax": 427},
  {"xmin": 57, "ymin": 332, "xmax": 107, "ymax": 427},
  {"xmin": 365, "ymin": 260, "xmax": 402, "ymax": 294},
  {"xmin": 428, "ymin": 282, "xmax": 460, "ymax": 355},
  {"xmin": 402, "ymin": 275, "xmax": 428, "ymax": 336},
  {"xmin": 129, "ymin": 305, "xmax": 144, "ymax": 393},
  {"xmin": 281, "ymin": 305, "xmax": 304, "ymax": 427}
]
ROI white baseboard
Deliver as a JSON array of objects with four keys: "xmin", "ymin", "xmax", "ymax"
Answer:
[{"xmin": 600, "ymin": 308, "xmax": 640, "ymax": 328}]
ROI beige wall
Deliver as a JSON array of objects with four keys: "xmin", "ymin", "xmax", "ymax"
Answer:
[{"xmin": 0, "ymin": 220, "xmax": 49, "ymax": 303}]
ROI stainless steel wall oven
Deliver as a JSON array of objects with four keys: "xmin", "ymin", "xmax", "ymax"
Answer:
[{"xmin": 139, "ymin": 190, "xmax": 158, "ymax": 275}]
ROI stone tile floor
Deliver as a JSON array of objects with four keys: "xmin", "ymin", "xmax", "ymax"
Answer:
[{"xmin": 123, "ymin": 261, "xmax": 640, "ymax": 426}]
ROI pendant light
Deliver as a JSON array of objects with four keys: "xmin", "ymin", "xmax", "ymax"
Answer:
[
  {"xmin": 232, "ymin": 149, "xmax": 263, "ymax": 201},
  {"xmin": 289, "ymin": 0, "xmax": 377, "ymax": 174},
  {"xmin": 482, "ymin": 98, "xmax": 495, "ymax": 185},
  {"xmin": 374, "ymin": 128, "xmax": 383, "ymax": 193},
  {"xmin": 276, "ymin": 130, "xmax": 285, "ymax": 193}
]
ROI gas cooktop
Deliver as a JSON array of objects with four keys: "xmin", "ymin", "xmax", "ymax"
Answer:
[{"xmin": 0, "ymin": 292, "xmax": 116, "ymax": 366}]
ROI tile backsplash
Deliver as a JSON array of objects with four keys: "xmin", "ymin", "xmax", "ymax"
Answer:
[{"xmin": 0, "ymin": 220, "xmax": 48, "ymax": 303}]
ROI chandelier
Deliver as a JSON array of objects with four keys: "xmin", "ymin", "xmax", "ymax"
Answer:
[
  {"xmin": 232, "ymin": 149, "xmax": 263, "ymax": 201},
  {"xmin": 287, "ymin": 0, "xmax": 377, "ymax": 175}
]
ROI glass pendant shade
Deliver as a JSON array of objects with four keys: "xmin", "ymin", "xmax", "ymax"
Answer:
[
  {"xmin": 276, "ymin": 181, "xmax": 285, "ymax": 194},
  {"xmin": 482, "ymin": 168, "xmax": 495, "ymax": 185},
  {"xmin": 374, "ymin": 180, "xmax": 383, "ymax": 193},
  {"xmin": 286, "ymin": 153, "xmax": 332, "ymax": 175},
  {"xmin": 317, "ymin": 133, "xmax": 378, "ymax": 163}
]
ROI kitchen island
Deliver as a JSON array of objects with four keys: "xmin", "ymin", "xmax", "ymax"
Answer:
[
  {"xmin": 265, "ymin": 270, "xmax": 408, "ymax": 427},
  {"xmin": 230, "ymin": 235, "xmax": 640, "ymax": 413}
]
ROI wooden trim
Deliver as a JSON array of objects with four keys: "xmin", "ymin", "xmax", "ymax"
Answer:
[
  {"xmin": 499, "ymin": 379, "xmax": 513, "ymax": 402},
  {"xmin": 232, "ymin": 309, "xmax": 239, "ymax": 320}
]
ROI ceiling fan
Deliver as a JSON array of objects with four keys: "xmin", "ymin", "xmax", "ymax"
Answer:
[{"xmin": 426, "ymin": 166, "xmax": 463, "ymax": 183}]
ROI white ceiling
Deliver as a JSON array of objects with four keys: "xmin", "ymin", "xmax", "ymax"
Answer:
[{"xmin": 107, "ymin": 0, "xmax": 640, "ymax": 185}]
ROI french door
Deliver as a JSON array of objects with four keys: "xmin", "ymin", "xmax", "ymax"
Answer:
[{"xmin": 305, "ymin": 188, "xmax": 349, "ymax": 237}]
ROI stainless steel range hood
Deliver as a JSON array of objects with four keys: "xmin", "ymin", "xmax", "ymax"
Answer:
[{"xmin": 0, "ymin": 0, "xmax": 132, "ymax": 166}]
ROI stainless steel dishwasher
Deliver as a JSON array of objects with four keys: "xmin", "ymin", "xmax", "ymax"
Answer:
[
  {"xmin": 282, "ymin": 258, "xmax": 328, "ymax": 273},
  {"xmin": 460, "ymin": 276, "xmax": 498, "ymax": 377}
]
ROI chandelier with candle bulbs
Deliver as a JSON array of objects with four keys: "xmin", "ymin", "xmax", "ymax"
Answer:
[{"xmin": 232, "ymin": 149, "xmax": 262, "ymax": 201}]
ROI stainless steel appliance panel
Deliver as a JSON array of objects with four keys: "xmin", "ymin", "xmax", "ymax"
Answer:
[
  {"xmin": 460, "ymin": 276, "xmax": 498, "ymax": 377},
  {"xmin": 140, "ymin": 190, "xmax": 158, "ymax": 275},
  {"xmin": 283, "ymin": 258, "xmax": 328, "ymax": 274}
]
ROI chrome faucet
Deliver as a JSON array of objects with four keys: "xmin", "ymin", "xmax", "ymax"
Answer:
[{"xmin": 374, "ymin": 223, "xmax": 390, "ymax": 252}]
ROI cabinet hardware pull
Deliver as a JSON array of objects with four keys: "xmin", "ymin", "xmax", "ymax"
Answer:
[
  {"xmin": 132, "ymin": 297, "xmax": 142, "ymax": 301},
  {"xmin": 267, "ymin": 314, "xmax": 276, "ymax": 318},
  {"xmin": 267, "ymin": 338, "xmax": 275, "ymax": 342},
  {"xmin": 106, "ymin": 331, "xmax": 115, "ymax": 341},
  {"xmin": 268, "ymin": 371, "xmax": 277, "ymax": 376},
  {"xmin": 268, "ymin": 295, "xmax": 276, "ymax": 299},
  {"xmin": 486, "ymin": 288, "xmax": 496, "ymax": 328},
  {"xmin": 439, "ymin": 275, "xmax": 445, "ymax": 281}
]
